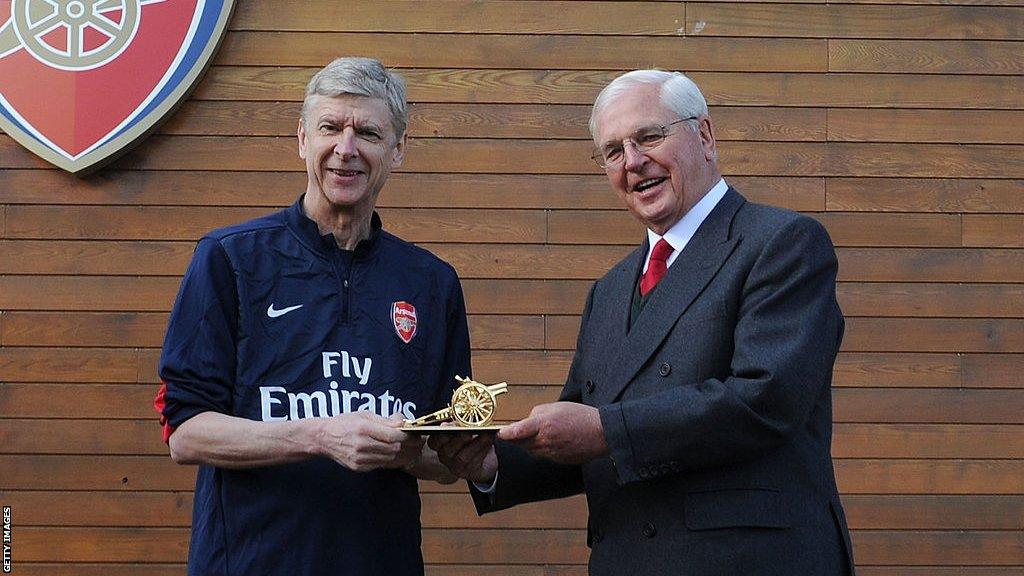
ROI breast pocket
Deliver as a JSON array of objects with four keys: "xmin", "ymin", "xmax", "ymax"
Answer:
[{"xmin": 684, "ymin": 488, "xmax": 792, "ymax": 531}]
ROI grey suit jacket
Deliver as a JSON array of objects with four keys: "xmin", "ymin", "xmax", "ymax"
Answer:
[{"xmin": 473, "ymin": 188, "xmax": 856, "ymax": 575}]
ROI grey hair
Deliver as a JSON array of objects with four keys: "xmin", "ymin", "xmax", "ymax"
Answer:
[
  {"xmin": 588, "ymin": 70, "xmax": 709, "ymax": 139},
  {"xmin": 302, "ymin": 57, "xmax": 408, "ymax": 139}
]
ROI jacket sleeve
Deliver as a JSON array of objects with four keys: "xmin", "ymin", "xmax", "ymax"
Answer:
[
  {"xmin": 599, "ymin": 215, "xmax": 845, "ymax": 484},
  {"xmin": 156, "ymin": 238, "xmax": 240, "ymax": 438}
]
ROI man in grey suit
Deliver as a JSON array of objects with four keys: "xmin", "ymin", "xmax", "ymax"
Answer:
[{"xmin": 431, "ymin": 69, "xmax": 856, "ymax": 575}]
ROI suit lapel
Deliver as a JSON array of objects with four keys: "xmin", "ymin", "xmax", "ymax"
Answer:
[{"xmin": 597, "ymin": 188, "xmax": 746, "ymax": 405}]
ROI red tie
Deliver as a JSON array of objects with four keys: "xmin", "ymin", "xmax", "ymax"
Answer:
[{"xmin": 640, "ymin": 239, "xmax": 674, "ymax": 296}]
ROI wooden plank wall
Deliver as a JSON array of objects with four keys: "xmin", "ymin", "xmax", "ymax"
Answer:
[{"xmin": 1, "ymin": 0, "xmax": 1022, "ymax": 573}]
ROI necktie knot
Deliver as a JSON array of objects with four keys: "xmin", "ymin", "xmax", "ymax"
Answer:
[
  {"xmin": 650, "ymin": 238, "xmax": 673, "ymax": 263},
  {"xmin": 640, "ymin": 239, "xmax": 673, "ymax": 296}
]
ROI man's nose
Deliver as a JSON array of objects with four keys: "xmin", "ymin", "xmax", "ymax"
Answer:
[
  {"xmin": 333, "ymin": 128, "xmax": 359, "ymax": 159},
  {"xmin": 622, "ymin": 141, "xmax": 647, "ymax": 171}
]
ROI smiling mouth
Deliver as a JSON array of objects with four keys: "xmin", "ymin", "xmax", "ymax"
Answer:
[
  {"xmin": 632, "ymin": 177, "xmax": 666, "ymax": 193},
  {"xmin": 328, "ymin": 168, "xmax": 362, "ymax": 177}
]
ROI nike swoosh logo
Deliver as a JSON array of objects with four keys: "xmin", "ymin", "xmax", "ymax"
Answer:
[{"xmin": 267, "ymin": 303, "xmax": 303, "ymax": 318}]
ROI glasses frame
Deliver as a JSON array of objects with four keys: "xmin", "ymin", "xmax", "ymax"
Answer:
[{"xmin": 591, "ymin": 116, "xmax": 699, "ymax": 169}]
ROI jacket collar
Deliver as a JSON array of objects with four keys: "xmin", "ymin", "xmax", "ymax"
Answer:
[{"xmin": 285, "ymin": 194, "xmax": 382, "ymax": 260}]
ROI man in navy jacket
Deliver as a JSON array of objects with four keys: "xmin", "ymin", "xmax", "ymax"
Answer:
[{"xmin": 156, "ymin": 57, "xmax": 471, "ymax": 576}]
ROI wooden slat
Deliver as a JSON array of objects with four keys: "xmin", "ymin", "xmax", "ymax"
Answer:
[
  {"xmin": 842, "ymin": 495, "xmax": 1024, "ymax": 530},
  {"xmin": 963, "ymin": 354, "xmax": 1024, "ymax": 388},
  {"xmin": 3, "ymin": 284, "xmax": 1023, "ymax": 341},
  {"xmin": 860, "ymin": 565, "xmax": 1024, "ymax": 569},
  {"xmin": 473, "ymin": 351, "xmax": 573, "ymax": 385},
  {"xmin": 9, "ymin": 566, "xmax": 186, "ymax": 576},
  {"xmin": 0, "ymin": 384, "xmax": 165, "ymax": 419},
  {"xmin": 963, "ymin": 215, "xmax": 1024, "ymax": 248},
  {"xmin": 833, "ymin": 353, "xmax": 961, "ymax": 389},
  {"xmin": 828, "ymin": 109, "xmax": 1024, "ymax": 144},
  {"xmin": 837, "ymin": 283, "xmax": 1024, "ymax": 318},
  {"xmin": 544, "ymin": 315, "xmax": 1024, "ymax": 352},
  {"xmin": 844, "ymin": 318, "xmax": 1024, "ymax": 353},
  {"xmin": 469, "ymin": 315, "xmax": 545, "ymax": 350},
  {"xmin": 0, "ymin": 170, "xmax": 823, "ymax": 211},
  {"xmin": 5, "ymin": 419, "xmax": 1018, "ymax": 459},
  {"xmin": 0, "ymin": 455, "xmax": 195, "ymax": 491},
  {"xmin": 686, "ymin": 4, "xmax": 1024, "ymax": 39},
  {"xmin": 0, "ymin": 347, "xmax": 140, "ymax": 383},
  {"xmin": 134, "ymin": 350, "xmax": 1024, "ymax": 391},
  {"xmin": 6, "ymin": 491, "xmax": 1022, "ymax": 531},
  {"xmin": 826, "ymin": 178, "xmax": 1024, "ymax": 213},
  {"xmin": 0, "ymin": 276, "xmax": 181, "ymax": 311},
  {"xmin": 835, "ymin": 460, "xmax": 1024, "ymax": 494},
  {"xmin": 834, "ymin": 389, "xmax": 1024, "ymax": 424},
  {"xmin": 4, "ymin": 138, "xmax": 1015, "ymax": 178},
  {"xmin": 0, "ymin": 168, "xmax": 304, "ymax": 206},
  {"xmin": 231, "ymin": 1, "xmax": 685, "ymax": 35},
  {"xmin": 216, "ymin": 32, "xmax": 827, "ymax": 72},
  {"xmin": 4, "ymin": 206, "xmax": 547, "ymax": 243},
  {"xmin": 830, "ymin": 39, "xmax": 1024, "ymax": 74},
  {"xmin": 718, "ymin": 142, "xmax": 1024, "ymax": 178},
  {"xmin": 8, "ymin": 526, "xmax": 1024, "ymax": 565},
  {"xmin": 193, "ymin": 67, "xmax": 1024, "ymax": 109},
  {"xmin": 831, "ymin": 0, "xmax": 1024, "ymax": 6},
  {"xmin": 3, "ymin": 454, "xmax": 1022, "ymax": 494},
  {"xmin": 1, "ymin": 313, "xmax": 171, "ymax": 347},
  {"xmin": 426, "ymin": 244, "xmax": 634, "ymax": 280},
  {"xmin": 547, "ymin": 211, "xmax": 964, "ymax": 246},
  {"xmin": 0, "ymin": 242, "xmax": 195, "ymax": 276},
  {"xmin": 853, "ymin": 531, "xmax": 1024, "ymax": 565},
  {"xmin": 836, "ymin": 248, "xmax": 1024, "ymax": 283}
]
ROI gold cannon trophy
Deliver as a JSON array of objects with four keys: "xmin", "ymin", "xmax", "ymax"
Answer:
[{"xmin": 401, "ymin": 376, "xmax": 508, "ymax": 433}]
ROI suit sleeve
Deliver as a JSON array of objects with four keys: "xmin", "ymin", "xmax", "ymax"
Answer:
[
  {"xmin": 156, "ymin": 238, "xmax": 239, "ymax": 437},
  {"xmin": 599, "ymin": 215, "xmax": 844, "ymax": 484}
]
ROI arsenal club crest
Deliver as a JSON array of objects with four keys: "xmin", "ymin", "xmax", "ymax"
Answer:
[
  {"xmin": 391, "ymin": 301, "xmax": 417, "ymax": 344},
  {"xmin": 0, "ymin": 0, "xmax": 235, "ymax": 173}
]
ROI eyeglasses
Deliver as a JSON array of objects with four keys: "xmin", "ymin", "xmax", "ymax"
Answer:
[{"xmin": 591, "ymin": 117, "xmax": 698, "ymax": 168}]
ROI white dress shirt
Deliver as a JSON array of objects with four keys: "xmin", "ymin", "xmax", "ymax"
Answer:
[{"xmin": 642, "ymin": 178, "xmax": 729, "ymax": 272}]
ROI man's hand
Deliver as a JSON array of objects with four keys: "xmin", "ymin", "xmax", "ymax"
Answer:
[
  {"xmin": 498, "ymin": 402, "xmax": 608, "ymax": 465},
  {"xmin": 316, "ymin": 412, "xmax": 422, "ymax": 472},
  {"xmin": 428, "ymin": 431, "xmax": 498, "ymax": 484}
]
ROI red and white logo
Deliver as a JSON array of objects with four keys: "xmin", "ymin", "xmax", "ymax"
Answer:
[
  {"xmin": 391, "ymin": 301, "xmax": 417, "ymax": 344},
  {"xmin": 0, "ymin": 0, "xmax": 236, "ymax": 173}
]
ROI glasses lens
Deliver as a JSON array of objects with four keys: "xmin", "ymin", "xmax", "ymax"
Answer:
[
  {"xmin": 593, "ymin": 145, "xmax": 622, "ymax": 168},
  {"xmin": 632, "ymin": 126, "xmax": 666, "ymax": 151}
]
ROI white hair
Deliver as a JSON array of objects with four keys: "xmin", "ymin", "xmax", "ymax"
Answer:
[
  {"xmin": 589, "ymin": 70, "xmax": 709, "ymax": 138},
  {"xmin": 302, "ymin": 57, "xmax": 407, "ymax": 138}
]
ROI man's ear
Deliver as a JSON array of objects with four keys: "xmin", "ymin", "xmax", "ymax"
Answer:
[
  {"xmin": 699, "ymin": 117, "xmax": 717, "ymax": 162},
  {"xmin": 297, "ymin": 118, "xmax": 308, "ymax": 159},
  {"xmin": 391, "ymin": 131, "xmax": 408, "ymax": 168}
]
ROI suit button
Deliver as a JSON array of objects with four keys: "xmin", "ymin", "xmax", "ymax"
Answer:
[
  {"xmin": 586, "ymin": 380, "xmax": 595, "ymax": 394},
  {"xmin": 642, "ymin": 522, "xmax": 657, "ymax": 538},
  {"xmin": 659, "ymin": 362, "xmax": 671, "ymax": 377},
  {"xmin": 591, "ymin": 528, "xmax": 603, "ymax": 544}
]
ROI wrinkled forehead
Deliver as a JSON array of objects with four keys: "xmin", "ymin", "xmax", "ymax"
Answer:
[
  {"xmin": 306, "ymin": 94, "xmax": 395, "ymax": 128},
  {"xmin": 592, "ymin": 86, "xmax": 675, "ymax": 144}
]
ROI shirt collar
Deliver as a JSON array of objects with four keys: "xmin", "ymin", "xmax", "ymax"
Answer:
[
  {"xmin": 286, "ymin": 194, "xmax": 382, "ymax": 259},
  {"xmin": 644, "ymin": 177, "xmax": 728, "ymax": 270}
]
